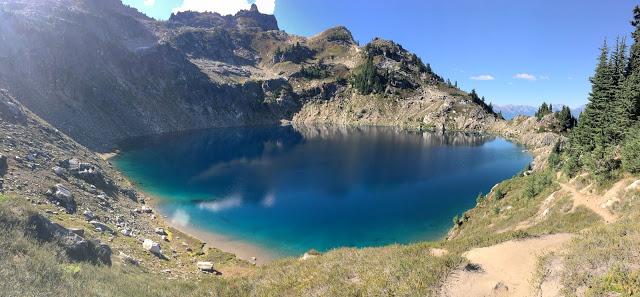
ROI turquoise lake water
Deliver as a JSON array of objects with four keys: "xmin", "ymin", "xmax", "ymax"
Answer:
[{"xmin": 113, "ymin": 125, "xmax": 532, "ymax": 257}]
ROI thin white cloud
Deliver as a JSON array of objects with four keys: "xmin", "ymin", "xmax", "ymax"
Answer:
[
  {"xmin": 514, "ymin": 73, "xmax": 537, "ymax": 81},
  {"xmin": 174, "ymin": 0, "xmax": 276, "ymax": 15},
  {"xmin": 539, "ymin": 75, "xmax": 550, "ymax": 80},
  {"xmin": 470, "ymin": 74, "xmax": 495, "ymax": 81},
  {"xmin": 143, "ymin": 0, "xmax": 155, "ymax": 6}
]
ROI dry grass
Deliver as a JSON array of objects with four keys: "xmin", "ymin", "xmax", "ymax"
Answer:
[{"xmin": 1, "ymin": 172, "xmax": 636, "ymax": 296}]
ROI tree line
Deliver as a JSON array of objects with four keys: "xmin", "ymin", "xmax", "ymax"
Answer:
[{"xmin": 562, "ymin": 6, "xmax": 640, "ymax": 181}]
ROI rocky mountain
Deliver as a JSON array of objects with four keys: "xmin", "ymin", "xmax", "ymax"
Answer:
[{"xmin": 0, "ymin": 0, "xmax": 500, "ymax": 151}]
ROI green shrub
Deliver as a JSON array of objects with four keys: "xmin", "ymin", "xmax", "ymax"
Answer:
[
  {"xmin": 584, "ymin": 144, "xmax": 620, "ymax": 184},
  {"xmin": 622, "ymin": 125, "xmax": 640, "ymax": 173},
  {"xmin": 494, "ymin": 188, "xmax": 505, "ymax": 200},
  {"xmin": 586, "ymin": 266, "xmax": 640, "ymax": 296},
  {"xmin": 548, "ymin": 141, "xmax": 562, "ymax": 169},
  {"xmin": 563, "ymin": 152, "xmax": 581, "ymax": 178},
  {"xmin": 523, "ymin": 171, "xmax": 553, "ymax": 199}
]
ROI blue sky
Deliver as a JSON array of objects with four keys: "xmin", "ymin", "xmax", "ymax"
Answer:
[{"xmin": 123, "ymin": 0, "xmax": 638, "ymax": 107}]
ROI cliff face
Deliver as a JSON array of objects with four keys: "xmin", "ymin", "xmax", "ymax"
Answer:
[{"xmin": 0, "ymin": 0, "xmax": 501, "ymax": 151}]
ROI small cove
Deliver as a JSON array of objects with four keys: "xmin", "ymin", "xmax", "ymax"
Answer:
[{"xmin": 113, "ymin": 125, "xmax": 532, "ymax": 259}]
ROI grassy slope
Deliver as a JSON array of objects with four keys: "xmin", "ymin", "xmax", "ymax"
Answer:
[{"xmin": 4, "ymin": 165, "xmax": 638, "ymax": 296}]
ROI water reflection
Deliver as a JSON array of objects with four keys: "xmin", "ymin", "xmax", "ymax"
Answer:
[
  {"xmin": 117, "ymin": 125, "xmax": 497, "ymax": 206},
  {"xmin": 115, "ymin": 125, "xmax": 531, "ymax": 256}
]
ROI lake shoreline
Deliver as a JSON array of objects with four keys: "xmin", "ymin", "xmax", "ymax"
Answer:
[
  {"xmin": 147, "ymin": 192, "xmax": 281, "ymax": 266},
  {"xmin": 111, "ymin": 126, "xmax": 538, "ymax": 267},
  {"xmin": 111, "ymin": 151, "xmax": 282, "ymax": 266}
]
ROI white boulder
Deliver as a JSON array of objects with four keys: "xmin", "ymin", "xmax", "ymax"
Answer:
[
  {"xmin": 197, "ymin": 261, "xmax": 214, "ymax": 272},
  {"xmin": 143, "ymin": 239, "xmax": 161, "ymax": 255}
]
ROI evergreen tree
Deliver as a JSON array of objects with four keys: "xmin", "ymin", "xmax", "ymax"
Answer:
[
  {"xmin": 351, "ymin": 55, "xmax": 386, "ymax": 95},
  {"xmin": 555, "ymin": 106, "xmax": 577, "ymax": 132},
  {"xmin": 568, "ymin": 41, "xmax": 621, "ymax": 181},
  {"xmin": 535, "ymin": 102, "xmax": 552, "ymax": 120},
  {"xmin": 573, "ymin": 41, "xmax": 616, "ymax": 153},
  {"xmin": 622, "ymin": 124, "xmax": 640, "ymax": 173},
  {"xmin": 621, "ymin": 6, "xmax": 640, "ymax": 127},
  {"xmin": 610, "ymin": 37, "xmax": 633, "ymax": 140},
  {"xmin": 470, "ymin": 89, "xmax": 479, "ymax": 100}
]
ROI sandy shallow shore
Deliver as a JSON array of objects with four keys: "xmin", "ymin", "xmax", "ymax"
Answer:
[
  {"xmin": 110, "ymin": 151, "xmax": 280, "ymax": 265},
  {"xmin": 163, "ymin": 214, "xmax": 279, "ymax": 265}
]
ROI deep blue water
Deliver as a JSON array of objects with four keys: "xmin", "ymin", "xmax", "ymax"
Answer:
[{"xmin": 113, "ymin": 125, "xmax": 531, "ymax": 257}]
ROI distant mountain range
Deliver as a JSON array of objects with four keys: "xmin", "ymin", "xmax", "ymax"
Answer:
[{"xmin": 495, "ymin": 104, "xmax": 585, "ymax": 120}]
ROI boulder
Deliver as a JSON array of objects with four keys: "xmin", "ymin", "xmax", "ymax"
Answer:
[
  {"xmin": 120, "ymin": 228, "xmax": 132, "ymax": 236},
  {"xmin": 94, "ymin": 242, "xmax": 112, "ymax": 266},
  {"xmin": 627, "ymin": 180, "xmax": 640, "ymax": 191},
  {"xmin": 68, "ymin": 228, "xmax": 85, "ymax": 237},
  {"xmin": 154, "ymin": 228, "xmax": 166, "ymax": 235},
  {"xmin": 89, "ymin": 221, "xmax": 113, "ymax": 233},
  {"xmin": 143, "ymin": 239, "xmax": 161, "ymax": 255},
  {"xmin": 120, "ymin": 188, "xmax": 138, "ymax": 201},
  {"xmin": 0, "ymin": 154, "xmax": 7, "ymax": 176},
  {"xmin": 75, "ymin": 167, "xmax": 114, "ymax": 192},
  {"xmin": 26, "ymin": 213, "xmax": 111, "ymax": 265},
  {"xmin": 300, "ymin": 249, "xmax": 321, "ymax": 261},
  {"xmin": 83, "ymin": 210, "xmax": 95, "ymax": 220},
  {"xmin": 118, "ymin": 252, "xmax": 139, "ymax": 266},
  {"xmin": 197, "ymin": 261, "xmax": 214, "ymax": 272},
  {"xmin": 59, "ymin": 158, "xmax": 115, "ymax": 192},
  {"xmin": 47, "ymin": 184, "xmax": 76, "ymax": 213},
  {"xmin": 0, "ymin": 92, "xmax": 26, "ymax": 123},
  {"xmin": 52, "ymin": 166, "xmax": 65, "ymax": 177}
]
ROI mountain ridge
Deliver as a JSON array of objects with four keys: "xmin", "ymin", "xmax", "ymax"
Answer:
[{"xmin": 0, "ymin": 0, "xmax": 501, "ymax": 151}]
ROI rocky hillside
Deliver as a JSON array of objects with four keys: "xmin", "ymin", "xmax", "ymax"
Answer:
[
  {"xmin": 0, "ymin": 0, "xmax": 500, "ymax": 151},
  {"xmin": 0, "ymin": 88, "xmax": 253, "ymax": 278}
]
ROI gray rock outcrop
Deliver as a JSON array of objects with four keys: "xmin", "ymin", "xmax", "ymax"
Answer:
[
  {"xmin": 46, "ymin": 184, "xmax": 76, "ymax": 213},
  {"xmin": 26, "ymin": 213, "xmax": 111, "ymax": 265}
]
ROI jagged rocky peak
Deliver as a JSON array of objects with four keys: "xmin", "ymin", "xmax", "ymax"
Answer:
[
  {"xmin": 365, "ymin": 38, "xmax": 412, "ymax": 63},
  {"xmin": 168, "ymin": 4, "xmax": 278, "ymax": 31},
  {"xmin": 234, "ymin": 4, "xmax": 278, "ymax": 31},
  {"xmin": 311, "ymin": 26, "xmax": 356, "ymax": 45},
  {"xmin": 364, "ymin": 38, "xmax": 435, "ymax": 79}
]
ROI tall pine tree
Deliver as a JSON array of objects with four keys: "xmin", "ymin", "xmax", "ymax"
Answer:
[
  {"xmin": 621, "ymin": 6, "xmax": 640, "ymax": 129},
  {"xmin": 574, "ymin": 41, "xmax": 616, "ymax": 151},
  {"xmin": 610, "ymin": 38, "xmax": 632, "ymax": 142}
]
